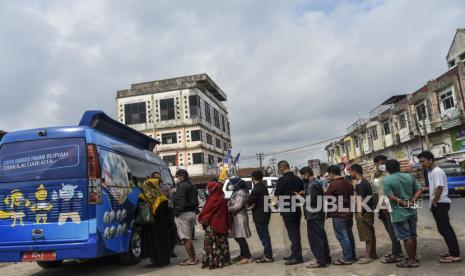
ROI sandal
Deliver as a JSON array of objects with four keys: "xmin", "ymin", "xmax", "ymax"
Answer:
[
  {"xmin": 439, "ymin": 257, "xmax": 462, "ymax": 263},
  {"xmin": 179, "ymin": 260, "xmax": 199, "ymax": 266},
  {"xmin": 307, "ymin": 262, "xmax": 325, "ymax": 268},
  {"xmin": 381, "ymin": 256, "xmax": 402, "ymax": 264},
  {"xmin": 358, "ymin": 258, "xmax": 374, "ymax": 264},
  {"xmin": 255, "ymin": 256, "xmax": 274, "ymax": 263},
  {"xmin": 238, "ymin": 258, "xmax": 253, "ymax": 265},
  {"xmin": 396, "ymin": 261, "xmax": 419, "ymax": 268},
  {"xmin": 440, "ymin": 253, "xmax": 450, "ymax": 258},
  {"xmin": 333, "ymin": 259, "xmax": 352, "ymax": 265}
]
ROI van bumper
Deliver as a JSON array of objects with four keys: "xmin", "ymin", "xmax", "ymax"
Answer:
[{"xmin": 0, "ymin": 235, "xmax": 98, "ymax": 262}]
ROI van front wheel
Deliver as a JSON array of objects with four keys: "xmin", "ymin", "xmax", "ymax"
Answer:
[
  {"xmin": 118, "ymin": 230, "xmax": 142, "ymax": 265},
  {"xmin": 37, "ymin": 260, "xmax": 63, "ymax": 269}
]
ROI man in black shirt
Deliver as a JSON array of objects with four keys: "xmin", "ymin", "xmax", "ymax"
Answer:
[
  {"xmin": 274, "ymin": 160, "xmax": 304, "ymax": 265},
  {"xmin": 350, "ymin": 164, "xmax": 377, "ymax": 264},
  {"xmin": 247, "ymin": 170, "xmax": 274, "ymax": 263}
]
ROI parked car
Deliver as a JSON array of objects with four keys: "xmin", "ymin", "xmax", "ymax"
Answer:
[
  {"xmin": 222, "ymin": 177, "xmax": 278, "ymax": 200},
  {"xmin": 436, "ymin": 160, "xmax": 465, "ymax": 197}
]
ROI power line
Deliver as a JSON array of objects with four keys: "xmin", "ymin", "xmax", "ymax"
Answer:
[{"xmin": 240, "ymin": 135, "xmax": 345, "ymax": 161}]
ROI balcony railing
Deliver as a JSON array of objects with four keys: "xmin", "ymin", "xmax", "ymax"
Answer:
[
  {"xmin": 346, "ymin": 118, "xmax": 369, "ymax": 133},
  {"xmin": 369, "ymin": 104, "xmax": 391, "ymax": 119}
]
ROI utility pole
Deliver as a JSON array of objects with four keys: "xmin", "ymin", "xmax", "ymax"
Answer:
[
  {"xmin": 270, "ymin": 155, "xmax": 277, "ymax": 176},
  {"xmin": 422, "ymin": 115, "xmax": 430, "ymax": 150},
  {"xmin": 257, "ymin": 152, "xmax": 264, "ymax": 169}
]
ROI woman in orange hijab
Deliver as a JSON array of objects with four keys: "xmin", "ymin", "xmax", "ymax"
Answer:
[{"xmin": 139, "ymin": 177, "xmax": 171, "ymax": 268}]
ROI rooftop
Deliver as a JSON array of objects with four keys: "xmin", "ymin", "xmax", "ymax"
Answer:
[{"xmin": 117, "ymin": 73, "xmax": 227, "ymax": 101}]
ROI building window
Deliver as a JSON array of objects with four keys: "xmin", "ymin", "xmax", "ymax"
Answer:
[
  {"xmin": 383, "ymin": 122, "xmax": 391, "ymax": 135},
  {"xmin": 449, "ymin": 60, "xmax": 456, "ymax": 67},
  {"xmin": 223, "ymin": 142, "xmax": 228, "ymax": 151},
  {"xmin": 440, "ymin": 90, "xmax": 455, "ymax": 112},
  {"xmin": 160, "ymin": 98, "xmax": 175, "ymax": 121},
  {"xmin": 206, "ymin": 133, "xmax": 213, "ymax": 145},
  {"xmin": 192, "ymin": 153, "xmax": 204, "ymax": 164},
  {"xmin": 227, "ymin": 122, "xmax": 231, "ymax": 135},
  {"xmin": 213, "ymin": 108, "xmax": 220, "ymax": 128},
  {"xmin": 207, "ymin": 154, "xmax": 215, "ymax": 165},
  {"xmin": 163, "ymin": 155, "xmax": 177, "ymax": 166},
  {"xmin": 217, "ymin": 157, "xmax": 223, "ymax": 163},
  {"xmin": 189, "ymin": 95, "xmax": 201, "ymax": 118},
  {"xmin": 191, "ymin": 130, "xmax": 202, "ymax": 141},
  {"xmin": 124, "ymin": 102, "xmax": 147, "ymax": 124},
  {"xmin": 354, "ymin": 138, "xmax": 359, "ymax": 149},
  {"xmin": 370, "ymin": 127, "xmax": 378, "ymax": 141},
  {"xmin": 215, "ymin": 138, "xmax": 221, "ymax": 148},
  {"xmin": 161, "ymin": 132, "xmax": 177, "ymax": 144},
  {"xmin": 398, "ymin": 113, "xmax": 407, "ymax": 129},
  {"xmin": 221, "ymin": 114, "xmax": 226, "ymax": 132},
  {"xmin": 205, "ymin": 101, "xmax": 212, "ymax": 123},
  {"xmin": 416, "ymin": 103, "xmax": 427, "ymax": 121}
]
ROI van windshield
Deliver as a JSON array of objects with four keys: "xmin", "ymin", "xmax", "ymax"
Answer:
[{"xmin": 0, "ymin": 138, "xmax": 86, "ymax": 183}]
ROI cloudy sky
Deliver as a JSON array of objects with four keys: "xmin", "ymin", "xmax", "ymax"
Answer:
[{"xmin": 1, "ymin": 0, "xmax": 464, "ymax": 167}]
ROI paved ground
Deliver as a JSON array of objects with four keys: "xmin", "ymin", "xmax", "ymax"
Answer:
[{"xmin": 1, "ymin": 197, "xmax": 464, "ymax": 276}]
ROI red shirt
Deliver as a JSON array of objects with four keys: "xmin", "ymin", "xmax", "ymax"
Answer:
[{"xmin": 324, "ymin": 178, "xmax": 354, "ymax": 220}]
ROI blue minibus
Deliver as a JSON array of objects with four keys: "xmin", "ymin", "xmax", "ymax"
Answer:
[{"xmin": 0, "ymin": 111, "xmax": 173, "ymax": 268}]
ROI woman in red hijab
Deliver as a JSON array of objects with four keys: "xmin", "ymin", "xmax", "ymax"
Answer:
[{"xmin": 198, "ymin": 181, "xmax": 231, "ymax": 269}]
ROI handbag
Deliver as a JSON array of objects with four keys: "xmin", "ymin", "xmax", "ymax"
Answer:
[{"xmin": 135, "ymin": 191, "xmax": 155, "ymax": 225}]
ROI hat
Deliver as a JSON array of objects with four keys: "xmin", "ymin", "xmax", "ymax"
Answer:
[
  {"xmin": 37, "ymin": 184, "xmax": 46, "ymax": 191},
  {"xmin": 175, "ymin": 169, "xmax": 189, "ymax": 178}
]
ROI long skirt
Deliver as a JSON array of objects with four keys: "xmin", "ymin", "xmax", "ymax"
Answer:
[
  {"xmin": 141, "ymin": 201, "xmax": 171, "ymax": 267},
  {"xmin": 202, "ymin": 227, "xmax": 231, "ymax": 269}
]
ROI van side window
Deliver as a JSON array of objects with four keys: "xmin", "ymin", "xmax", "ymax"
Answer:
[
  {"xmin": 161, "ymin": 168, "xmax": 174, "ymax": 188},
  {"xmin": 100, "ymin": 148, "xmax": 150, "ymax": 189}
]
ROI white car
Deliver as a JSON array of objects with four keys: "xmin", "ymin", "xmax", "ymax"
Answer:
[{"xmin": 222, "ymin": 177, "xmax": 279, "ymax": 200}]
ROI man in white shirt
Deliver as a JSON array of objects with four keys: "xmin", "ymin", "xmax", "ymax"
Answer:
[{"xmin": 418, "ymin": 151, "xmax": 461, "ymax": 263}]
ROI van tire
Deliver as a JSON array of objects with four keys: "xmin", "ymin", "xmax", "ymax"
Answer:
[
  {"xmin": 37, "ymin": 260, "xmax": 63, "ymax": 269},
  {"xmin": 118, "ymin": 230, "xmax": 142, "ymax": 265}
]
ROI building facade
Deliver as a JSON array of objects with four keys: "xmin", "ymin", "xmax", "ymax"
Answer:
[
  {"xmin": 116, "ymin": 74, "xmax": 232, "ymax": 177},
  {"xmin": 326, "ymin": 28, "xmax": 465, "ymax": 166}
]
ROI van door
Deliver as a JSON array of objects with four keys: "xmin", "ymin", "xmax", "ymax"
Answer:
[{"xmin": 0, "ymin": 138, "xmax": 89, "ymax": 245}]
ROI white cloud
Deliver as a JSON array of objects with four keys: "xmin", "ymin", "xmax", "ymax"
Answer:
[{"xmin": 0, "ymin": 0, "xmax": 464, "ymax": 167}]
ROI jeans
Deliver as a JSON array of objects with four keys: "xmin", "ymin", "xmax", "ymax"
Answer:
[
  {"xmin": 380, "ymin": 212, "xmax": 403, "ymax": 256},
  {"xmin": 255, "ymin": 223, "xmax": 273, "ymax": 258},
  {"xmin": 332, "ymin": 218, "xmax": 356, "ymax": 262},
  {"xmin": 431, "ymin": 203, "xmax": 461, "ymax": 257},
  {"xmin": 282, "ymin": 215, "xmax": 303, "ymax": 259},
  {"xmin": 234, "ymin": 238, "xmax": 251, "ymax": 258},
  {"xmin": 307, "ymin": 219, "xmax": 331, "ymax": 266}
]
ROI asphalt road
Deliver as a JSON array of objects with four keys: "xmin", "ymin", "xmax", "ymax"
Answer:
[{"xmin": 1, "ymin": 197, "xmax": 464, "ymax": 276}]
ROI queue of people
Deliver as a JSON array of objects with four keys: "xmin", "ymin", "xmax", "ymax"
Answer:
[{"xmin": 136, "ymin": 150, "xmax": 461, "ymax": 270}]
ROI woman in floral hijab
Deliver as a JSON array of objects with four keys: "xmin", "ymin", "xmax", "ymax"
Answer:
[{"xmin": 139, "ymin": 177, "xmax": 171, "ymax": 267}]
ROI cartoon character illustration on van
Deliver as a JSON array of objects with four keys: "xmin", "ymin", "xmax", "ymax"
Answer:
[
  {"xmin": 29, "ymin": 184, "xmax": 53, "ymax": 224},
  {"xmin": 2, "ymin": 189, "xmax": 31, "ymax": 227},
  {"xmin": 101, "ymin": 151, "xmax": 132, "ymax": 205},
  {"xmin": 52, "ymin": 183, "xmax": 83, "ymax": 225}
]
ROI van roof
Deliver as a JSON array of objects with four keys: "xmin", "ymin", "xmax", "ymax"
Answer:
[
  {"xmin": 1, "ymin": 111, "xmax": 160, "ymax": 152},
  {"xmin": 1, "ymin": 126, "xmax": 87, "ymax": 144}
]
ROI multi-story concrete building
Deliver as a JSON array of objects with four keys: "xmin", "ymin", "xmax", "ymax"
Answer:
[
  {"xmin": 326, "ymin": 28, "xmax": 465, "ymax": 165},
  {"xmin": 116, "ymin": 74, "xmax": 232, "ymax": 177}
]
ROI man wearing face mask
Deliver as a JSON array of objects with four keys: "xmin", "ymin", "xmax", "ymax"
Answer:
[
  {"xmin": 173, "ymin": 169, "xmax": 199, "ymax": 266},
  {"xmin": 371, "ymin": 155, "xmax": 403, "ymax": 264},
  {"xmin": 274, "ymin": 160, "xmax": 304, "ymax": 265}
]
